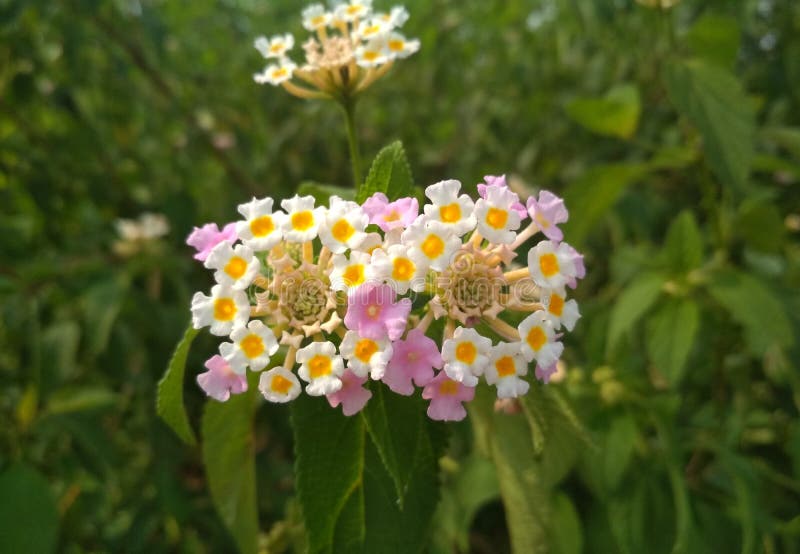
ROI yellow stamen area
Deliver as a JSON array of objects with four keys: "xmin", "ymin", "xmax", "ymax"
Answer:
[
  {"xmin": 549, "ymin": 294, "xmax": 565, "ymax": 317},
  {"xmin": 392, "ymin": 257, "xmax": 416, "ymax": 281},
  {"xmin": 347, "ymin": 5, "xmax": 360, "ymax": 15},
  {"xmin": 455, "ymin": 341, "xmax": 477, "ymax": 365},
  {"xmin": 526, "ymin": 327, "xmax": 547, "ymax": 352},
  {"xmin": 388, "ymin": 39, "xmax": 405, "ymax": 52},
  {"xmin": 272, "ymin": 67, "xmax": 289, "ymax": 79},
  {"xmin": 354, "ymin": 338, "xmax": 379, "ymax": 363},
  {"xmin": 421, "ymin": 234, "xmax": 445, "ymax": 259},
  {"xmin": 439, "ymin": 203, "xmax": 461, "ymax": 223},
  {"xmin": 308, "ymin": 355, "xmax": 332, "ymax": 379},
  {"xmin": 384, "ymin": 210, "xmax": 401, "ymax": 222},
  {"xmin": 364, "ymin": 24, "xmax": 380, "ymax": 36},
  {"xmin": 495, "ymin": 356, "xmax": 516, "ymax": 377},
  {"xmin": 367, "ymin": 304, "xmax": 381, "ymax": 319},
  {"xmin": 291, "ymin": 210, "xmax": 314, "ymax": 231},
  {"xmin": 438, "ymin": 380, "xmax": 459, "ymax": 395},
  {"xmin": 214, "ymin": 298, "xmax": 237, "ymax": 321},
  {"xmin": 224, "ymin": 256, "xmax": 248, "ymax": 280},
  {"xmin": 269, "ymin": 43, "xmax": 284, "ymax": 54},
  {"xmin": 331, "ymin": 219, "xmax": 355, "ymax": 242},
  {"xmin": 240, "ymin": 334, "xmax": 265, "ymax": 359},
  {"xmin": 486, "ymin": 207, "xmax": 508, "ymax": 230},
  {"xmin": 363, "ymin": 50, "xmax": 380, "ymax": 62},
  {"xmin": 311, "ymin": 15, "xmax": 326, "ymax": 26},
  {"xmin": 539, "ymin": 253, "xmax": 560, "ymax": 278},
  {"xmin": 343, "ymin": 264, "xmax": 365, "ymax": 287},
  {"xmin": 270, "ymin": 374, "xmax": 293, "ymax": 394},
  {"xmin": 250, "ymin": 215, "xmax": 274, "ymax": 237},
  {"xmin": 535, "ymin": 212, "xmax": 551, "ymax": 228}
]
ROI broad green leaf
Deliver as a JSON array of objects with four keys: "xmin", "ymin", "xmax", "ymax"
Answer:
[
  {"xmin": 565, "ymin": 84, "xmax": 641, "ymax": 139},
  {"xmin": 602, "ymin": 417, "xmax": 638, "ymax": 492},
  {"xmin": 561, "ymin": 163, "xmax": 648, "ymax": 248},
  {"xmin": 687, "ymin": 14, "xmax": 740, "ymax": 68},
  {"xmin": 647, "ymin": 145, "xmax": 699, "ymax": 171},
  {"xmin": 736, "ymin": 199, "xmax": 785, "ymax": 253},
  {"xmin": 551, "ymin": 493, "xmax": 583, "ymax": 554},
  {"xmin": 646, "ymin": 299, "xmax": 700, "ymax": 386},
  {"xmin": 45, "ymin": 386, "xmax": 117, "ymax": 415},
  {"xmin": 297, "ymin": 181, "xmax": 355, "ymax": 203},
  {"xmin": 81, "ymin": 277, "xmax": 128, "ymax": 356},
  {"xmin": 156, "ymin": 324, "xmax": 199, "ymax": 445},
  {"xmin": 662, "ymin": 211, "xmax": 703, "ymax": 273},
  {"xmin": 355, "ymin": 140, "xmax": 415, "ymax": 203},
  {"xmin": 706, "ymin": 270, "xmax": 793, "ymax": 356},
  {"xmin": 761, "ymin": 126, "xmax": 800, "ymax": 161},
  {"xmin": 202, "ymin": 389, "xmax": 259, "ymax": 554},
  {"xmin": 665, "ymin": 60, "xmax": 755, "ymax": 192},
  {"xmin": 0, "ymin": 464, "xmax": 58, "ymax": 554},
  {"xmin": 607, "ymin": 273, "xmax": 666, "ymax": 353}
]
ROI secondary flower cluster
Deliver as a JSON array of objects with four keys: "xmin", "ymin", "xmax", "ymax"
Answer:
[
  {"xmin": 253, "ymin": 1, "xmax": 419, "ymax": 98},
  {"xmin": 188, "ymin": 176, "xmax": 584, "ymax": 421}
]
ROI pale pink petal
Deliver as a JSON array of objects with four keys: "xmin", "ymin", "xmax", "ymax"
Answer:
[
  {"xmin": 197, "ymin": 355, "xmax": 248, "ymax": 402},
  {"xmin": 327, "ymin": 370, "xmax": 372, "ymax": 416}
]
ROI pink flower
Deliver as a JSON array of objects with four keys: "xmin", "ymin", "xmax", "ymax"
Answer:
[
  {"xmin": 327, "ymin": 370, "xmax": 372, "ymax": 416},
  {"xmin": 186, "ymin": 223, "xmax": 238, "ymax": 262},
  {"xmin": 382, "ymin": 329, "xmax": 441, "ymax": 395},
  {"xmin": 477, "ymin": 175, "xmax": 527, "ymax": 220},
  {"xmin": 362, "ymin": 192, "xmax": 419, "ymax": 232},
  {"xmin": 526, "ymin": 191, "xmax": 568, "ymax": 241},
  {"xmin": 535, "ymin": 362, "xmax": 558, "ymax": 384},
  {"xmin": 197, "ymin": 355, "xmax": 248, "ymax": 402},
  {"xmin": 562, "ymin": 243, "xmax": 585, "ymax": 289},
  {"xmin": 422, "ymin": 372, "xmax": 475, "ymax": 421},
  {"xmin": 344, "ymin": 283, "xmax": 411, "ymax": 341}
]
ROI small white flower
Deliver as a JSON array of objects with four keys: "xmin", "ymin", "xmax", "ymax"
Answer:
[
  {"xmin": 296, "ymin": 341, "xmax": 345, "ymax": 396},
  {"xmin": 485, "ymin": 342, "xmax": 530, "ymax": 398},
  {"xmin": 259, "ymin": 367, "xmax": 301, "ymax": 403},
  {"xmin": 191, "ymin": 284, "xmax": 250, "ymax": 336},
  {"xmin": 302, "ymin": 4, "xmax": 332, "ymax": 31},
  {"xmin": 442, "ymin": 327, "xmax": 493, "ymax": 386},
  {"xmin": 351, "ymin": 231, "xmax": 383, "ymax": 253},
  {"xmin": 378, "ymin": 6, "xmax": 409, "ymax": 28},
  {"xmin": 280, "ymin": 195, "xmax": 326, "ymax": 243},
  {"xmin": 318, "ymin": 196, "xmax": 369, "ymax": 254},
  {"xmin": 355, "ymin": 39, "xmax": 389, "ymax": 67},
  {"xmin": 475, "ymin": 185, "xmax": 522, "ymax": 244},
  {"xmin": 254, "ymin": 33, "xmax": 294, "ymax": 59},
  {"xmin": 422, "ymin": 180, "xmax": 477, "ymax": 236},
  {"xmin": 334, "ymin": 0, "xmax": 373, "ymax": 23},
  {"xmin": 369, "ymin": 243, "xmax": 428, "ymax": 294},
  {"xmin": 385, "ymin": 32, "xmax": 419, "ymax": 59},
  {"xmin": 204, "ymin": 242, "xmax": 260, "ymax": 291},
  {"xmin": 236, "ymin": 197, "xmax": 285, "ymax": 251},
  {"xmin": 254, "ymin": 58, "xmax": 296, "ymax": 86},
  {"xmin": 330, "ymin": 251, "xmax": 372, "ymax": 292},
  {"xmin": 355, "ymin": 18, "xmax": 392, "ymax": 41},
  {"xmin": 219, "ymin": 320, "xmax": 280, "ymax": 374},
  {"xmin": 527, "ymin": 240, "xmax": 581, "ymax": 290},
  {"xmin": 541, "ymin": 288, "xmax": 581, "ymax": 331},
  {"xmin": 402, "ymin": 218, "xmax": 461, "ymax": 271},
  {"xmin": 339, "ymin": 330, "xmax": 393, "ymax": 379},
  {"xmin": 518, "ymin": 310, "xmax": 563, "ymax": 366}
]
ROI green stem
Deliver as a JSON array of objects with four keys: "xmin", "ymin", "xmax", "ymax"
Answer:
[{"xmin": 341, "ymin": 99, "xmax": 363, "ymax": 188}]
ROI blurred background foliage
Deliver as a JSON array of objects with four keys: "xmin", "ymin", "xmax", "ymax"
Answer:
[{"xmin": 1, "ymin": 0, "xmax": 799, "ymax": 552}]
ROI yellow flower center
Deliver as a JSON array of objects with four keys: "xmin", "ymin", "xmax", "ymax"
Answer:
[
  {"xmin": 455, "ymin": 341, "xmax": 477, "ymax": 364},
  {"xmin": 438, "ymin": 380, "xmax": 458, "ymax": 395},
  {"xmin": 308, "ymin": 355, "xmax": 332, "ymax": 378},
  {"xmin": 291, "ymin": 210, "xmax": 314, "ymax": 231},
  {"xmin": 269, "ymin": 43, "xmax": 284, "ymax": 54},
  {"xmin": 224, "ymin": 256, "xmax": 248, "ymax": 279},
  {"xmin": 354, "ymin": 338, "xmax": 379, "ymax": 363},
  {"xmin": 539, "ymin": 253, "xmax": 560, "ymax": 278},
  {"xmin": 311, "ymin": 15, "xmax": 326, "ymax": 26},
  {"xmin": 347, "ymin": 5, "xmax": 360, "ymax": 15},
  {"xmin": 439, "ymin": 203, "xmax": 461, "ymax": 223},
  {"xmin": 526, "ymin": 327, "xmax": 546, "ymax": 352},
  {"xmin": 363, "ymin": 50, "xmax": 380, "ymax": 62},
  {"xmin": 272, "ymin": 67, "xmax": 288, "ymax": 79},
  {"xmin": 495, "ymin": 355, "xmax": 516, "ymax": 377},
  {"xmin": 367, "ymin": 305, "xmax": 381, "ymax": 319},
  {"xmin": 270, "ymin": 374, "xmax": 293, "ymax": 394},
  {"xmin": 421, "ymin": 234, "xmax": 445, "ymax": 259},
  {"xmin": 548, "ymin": 294, "xmax": 565, "ymax": 317},
  {"xmin": 250, "ymin": 215, "xmax": 274, "ymax": 237},
  {"xmin": 388, "ymin": 39, "xmax": 405, "ymax": 52},
  {"xmin": 240, "ymin": 334, "xmax": 265, "ymax": 359},
  {"xmin": 384, "ymin": 210, "xmax": 401, "ymax": 222},
  {"xmin": 343, "ymin": 264, "xmax": 365, "ymax": 287},
  {"xmin": 213, "ymin": 298, "xmax": 236, "ymax": 321},
  {"xmin": 331, "ymin": 219, "xmax": 355, "ymax": 242},
  {"xmin": 364, "ymin": 24, "xmax": 380, "ymax": 36},
  {"xmin": 486, "ymin": 207, "xmax": 508, "ymax": 230},
  {"xmin": 392, "ymin": 257, "xmax": 416, "ymax": 281}
]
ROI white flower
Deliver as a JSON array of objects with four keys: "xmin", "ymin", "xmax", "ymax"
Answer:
[
  {"xmin": 254, "ymin": 33, "xmax": 294, "ymax": 59},
  {"xmin": 475, "ymin": 185, "xmax": 522, "ymax": 244},
  {"xmin": 235, "ymin": 197, "xmax": 285, "ymax": 251},
  {"xmin": 369, "ymin": 243, "xmax": 428, "ymax": 294},
  {"xmin": 441, "ymin": 327, "xmax": 493, "ymax": 386},
  {"xmin": 402, "ymin": 218, "xmax": 461, "ymax": 271},
  {"xmin": 541, "ymin": 288, "xmax": 581, "ymax": 331},
  {"xmin": 485, "ymin": 342, "xmax": 530, "ymax": 398},
  {"xmin": 318, "ymin": 196, "xmax": 369, "ymax": 254},
  {"xmin": 259, "ymin": 367, "xmax": 301, "ymax": 403},
  {"xmin": 280, "ymin": 195, "xmax": 326, "ymax": 242},
  {"xmin": 355, "ymin": 18, "xmax": 392, "ymax": 41},
  {"xmin": 527, "ymin": 240, "xmax": 581, "ymax": 290},
  {"xmin": 219, "ymin": 320, "xmax": 280, "ymax": 374},
  {"xmin": 254, "ymin": 58, "xmax": 296, "ymax": 86},
  {"xmin": 204, "ymin": 242, "xmax": 260, "ymax": 291},
  {"xmin": 296, "ymin": 341, "xmax": 345, "ymax": 396},
  {"xmin": 385, "ymin": 32, "xmax": 419, "ymax": 59},
  {"xmin": 302, "ymin": 4, "xmax": 332, "ymax": 31},
  {"xmin": 339, "ymin": 330, "xmax": 393, "ymax": 379},
  {"xmin": 518, "ymin": 310, "xmax": 563, "ymax": 366},
  {"xmin": 378, "ymin": 6, "xmax": 409, "ymax": 28},
  {"xmin": 351, "ymin": 231, "xmax": 383, "ymax": 253},
  {"xmin": 334, "ymin": 0, "xmax": 373, "ymax": 23},
  {"xmin": 116, "ymin": 212, "xmax": 170, "ymax": 241},
  {"xmin": 191, "ymin": 284, "xmax": 250, "ymax": 336},
  {"xmin": 355, "ymin": 39, "xmax": 389, "ymax": 67},
  {"xmin": 422, "ymin": 180, "xmax": 476, "ymax": 236},
  {"xmin": 330, "ymin": 251, "xmax": 372, "ymax": 292}
]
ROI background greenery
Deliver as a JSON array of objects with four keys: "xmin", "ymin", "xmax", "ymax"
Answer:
[{"xmin": 2, "ymin": 0, "xmax": 799, "ymax": 552}]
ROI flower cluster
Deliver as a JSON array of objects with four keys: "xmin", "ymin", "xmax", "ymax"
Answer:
[
  {"xmin": 187, "ymin": 176, "xmax": 584, "ymax": 421},
  {"xmin": 253, "ymin": 1, "xmax": 419, "ymax": 99}
]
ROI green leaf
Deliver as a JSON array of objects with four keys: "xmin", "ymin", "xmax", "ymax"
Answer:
[
  {"xmin": 665, "ymin": 60, "xmax": 756, "ymax": 192},
  {"xmin": 736, "ymin": 199, "xmax": 785, "ymax": 253},
  {"xmin": 355, "ymin": 141, "xmax": 415, "ymax": 203},
  {"xmin": 761, "ymin": 126, "xmax": 800, "ymax": 161},
  {"xmin": 607, "ymin": 273, "xmax": 666, "ymax": 353},
  {"xmin": 603, "ymin": 417, "xmax": 638, "ymax": 492},
  {"xmin": 156, "ymin": 324, "xmax": 200, "ymax": 445},
  {"xmin": 297, "ymin": 181, "xmax": 355, "ymax": 203},
  {"xmin": 202, "ymin": 389, "xmax": 259, "ymax": 554},
  {"xmin": 565, "ymin": 84, "xmax": 641, "ymax": 139},
  {"xmin": 662, "ymin": 211, "xmax": 703, "ymax": 273},
  {"xmin": 551, "ymin": 493, "xmax": 583, "ymax": 554},
  {"xmin": 687, "ymin": 14, "xmax": 740, "ymax": 68},
  {"xmin": 81, "ymin": 277, "xmax": 128, "ymax": 356},
  {"xmin": 706, "ymin": 270, "xmax": 794, "ymax": 356},
  {"xmin": 45, "ymin": 386, "xmax": 118, "ymax": 415},
  {"xmin": 0, "ymin": 464, "xmax": 59, "ymax": 554},
  {"xmin": 646, "ymin": 299, "xmax": 700, "ymax": 386}
]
